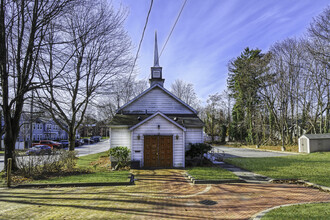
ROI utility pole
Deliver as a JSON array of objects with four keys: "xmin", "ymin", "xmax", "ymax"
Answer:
[
  {"xmin": 0, "ymin": 110, "xmax": 2, "ymax": 151},
  {"xmin": 279, "ymin": 101, "xmax": 286, "ymax": 151},
  {"xmin": 29, "ymin": 91, "xmax": 34, "ymax": 148}
]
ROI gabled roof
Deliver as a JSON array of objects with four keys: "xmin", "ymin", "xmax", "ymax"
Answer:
[
  {"xmin": 129, "ymin": 112, "xmax": 186, "ymax": 131},
  {"xmin": 301, "ymin": 133, "xmax": 330, "ymax": 139},
  {"xmin": 115, "ymin": 84, "xmax": 197, "ymax": 114}
]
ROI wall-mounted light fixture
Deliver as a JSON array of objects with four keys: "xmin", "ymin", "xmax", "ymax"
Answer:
[
  {"xmin": 137, "ymin": 134, "xmax": 140, "ymax": 140},
  {"xmin": 176, "ymin": 134, "xmax": 179, "ymax": 140}
]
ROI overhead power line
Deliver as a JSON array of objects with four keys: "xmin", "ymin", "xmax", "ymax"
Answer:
[
  {"xmin": 125, "ymin": 0, "xmax": 153, "ymax": 88},
  {"xmin": 160, "ymin": 0, "xmax": 188, "ymax": 58}
]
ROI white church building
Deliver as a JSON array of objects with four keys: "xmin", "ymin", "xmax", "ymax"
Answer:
[{"xmin": 109, "ymin": 33, "xmax": 204, "ymax": 168}]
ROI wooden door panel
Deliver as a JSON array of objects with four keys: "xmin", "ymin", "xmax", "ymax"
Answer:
[
  {"xmin": 144, "ymin": 135, "xmax": 173, "ymax": 168},
  {"xmin": 158, "ymin": 136, "xmax": 173, "ymax": 167},
  {"xmin": 144, "ymin": 136, "xmax": 158, "ymax": 167}
]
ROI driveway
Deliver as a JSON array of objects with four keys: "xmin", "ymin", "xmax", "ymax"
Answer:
[
  {"xmin": 75, "ymin": 139, "xmax": 110, "ymax": 157},
  {"xmin": 0, "ymin": 139, "xmax": 110, "ymax": 171},
  {"xmin": 0, "ymin": 169, "xmax": 329, "ymax": 219},
  {"xmin": 212, "ymin": 145, "xmax": 297, "ymax": 158}
]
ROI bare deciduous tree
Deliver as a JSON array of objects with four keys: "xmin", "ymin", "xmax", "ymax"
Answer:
[
  {"xmin": 228, "ymin": 6, "xmax": 329, "ymax": 145},
  {"xmin": 171, "ymin": 79, "xmax": 199, "ymax": 109},
  {"xmin": 97, "ymin": 76, "xmax": 148, "ymax": 121},
  {"xmin": 36, "ymin": 0, "xmax": 132, "ymax": 150},
  {"xmin": 0, "ymin": 0, "xmax": 73, "ymax": 171}
]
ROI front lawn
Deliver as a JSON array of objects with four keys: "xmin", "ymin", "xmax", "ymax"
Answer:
[
  {"xmin": 33, "ymin": 171, "xmax": 130, "ymax": 183},
  {"xmin": 186, "ymin": 166, "xmax": 238, "ymax": 180},
  {"xmin": 225, "ymin": 152, "xmax": 330, "ymax": 187},
  {"xmin": 262, "ymin": 202, "xmax": 330, "ymax": 220},
  {"xmin": 31, "ymin": 151, "xmax": 130, "ymax": 184}
]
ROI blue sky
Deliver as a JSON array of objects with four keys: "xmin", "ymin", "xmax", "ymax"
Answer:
[{"xmin": 115, "ymin": 0, "xmax": 329, "ymax": 102}]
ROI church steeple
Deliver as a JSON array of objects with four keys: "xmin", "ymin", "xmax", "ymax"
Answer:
[
  {"xmin": 150, "ymin": 31, "xmax": 164, "ymax": 87},
  {"xmin": 154, "ymin": 31, "xmax": 160, "ymax": 67}
]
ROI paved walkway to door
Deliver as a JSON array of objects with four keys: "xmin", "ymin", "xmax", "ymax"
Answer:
[{"xmin": 130, "ymin": 169, "xmax": 330, "ymax": 219}]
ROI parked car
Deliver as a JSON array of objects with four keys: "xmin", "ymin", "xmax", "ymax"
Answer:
[
  {"xmin": 91, "ymin": 136, "xmax": 101, "ymax": 142},
  {"xmin": 83, "ymin": 138, "xmax": 94, "ymax": 144},
  {"xmin": 32, "ymin": 140, "xmax": 63, "ymax": 149},
  {"xmin": 60, "ymin": 140, "xmax": 69, "ymax": 148},
  {"xmin": 26, "ymin": 145, "xmax": 52, "ymax": 155},
  {"xmin": 75, "ymin": 139, "xmax": 81, "ymax": 147},
  {"xmin": 79, "ymin": 139, "xmax": 85, "ymax": 145}
]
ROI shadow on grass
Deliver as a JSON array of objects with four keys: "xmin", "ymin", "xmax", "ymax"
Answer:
[{"xmin": 0, "ymin": 193, "xmax": 206, "ymax": 219}]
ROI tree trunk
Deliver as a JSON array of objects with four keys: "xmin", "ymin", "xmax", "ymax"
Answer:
[{"xmin": 68, "ymin": 129, "xmax": 76, "ymax": 151}]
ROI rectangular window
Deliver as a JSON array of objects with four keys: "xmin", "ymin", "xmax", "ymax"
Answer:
[{"xmin": 33, "ymin": 123, "xmax": 36, "ymax": 130}]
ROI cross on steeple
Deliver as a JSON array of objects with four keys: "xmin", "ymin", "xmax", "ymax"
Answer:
[{"xmin": 150, "ymin": 31, "xmax": 164, "ymax": 87}]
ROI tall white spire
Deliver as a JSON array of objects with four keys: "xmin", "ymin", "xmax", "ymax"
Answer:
[
  {"xmin": 150, "ymin": 30, "xmax": 164, "ymax": 87},
  {"xmin": 154, "ymin": 31, "xmax": 160, "ymax": 67}
]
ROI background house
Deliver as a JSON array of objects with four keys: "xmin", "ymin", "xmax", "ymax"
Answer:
[
  {"xmin": 79, "ymin": 120, "xmax": 109, "ymax": 138},
  {"xmin": 0, "ymin": 115, "xmax": 70, "ymax": 149}
]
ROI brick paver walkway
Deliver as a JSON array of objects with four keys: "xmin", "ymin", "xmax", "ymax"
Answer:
[
  {"xmin": 0, "ymin": 169, "xmax": 329, "ymax": 219},
  {"xmin": 130, "ymin": 169, "xmax": 330, "ymax": 219}
]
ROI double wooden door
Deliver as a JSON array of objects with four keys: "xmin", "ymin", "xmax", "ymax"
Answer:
[{"xmin": 144, "ymin": 135, "xmax": 173, "ymax": 168}]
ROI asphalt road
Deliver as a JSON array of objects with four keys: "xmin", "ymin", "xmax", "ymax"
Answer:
[
  {"xmin": 212, "ymin": 145, "xmax": 297, "ymax": 158},
  {"xmin": 0, "ymin": 139, "xmax": 110, "ymax": 171}
]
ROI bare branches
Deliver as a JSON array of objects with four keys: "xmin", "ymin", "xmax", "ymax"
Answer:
[
  {"xmin": 171, "ymin": 79, "xmax": 199, "ymax": 109},
  {"xmin": 1, "ymin": 0, "xmax": 75, "ymax": 171},
  {"xmin": 226, "ymin": 6, "xmax": 329, "ymax": 145},
  {"xmin": 35, "ymin": 0, "xmax": 132, "ymax": 150}
]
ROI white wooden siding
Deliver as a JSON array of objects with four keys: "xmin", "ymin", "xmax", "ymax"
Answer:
[
  {"xmin": 110, "ymin": 128, "xmax": 131, "ymax": 149},
  {"xmin": 185, "ymin": 128, "xmax": 204, "ymax": 150},
  {"xmin": 122, "ymin": 87, "xmax": 194, "ymax": 114},
  {"xmin": 131, "ymin": 115, "xmax": 185, "ymax": 168}
]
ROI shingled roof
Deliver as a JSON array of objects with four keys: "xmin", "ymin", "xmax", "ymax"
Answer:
[
  {"xmin": 301, "ymin": 133, "xmax": 330, "ymax": 139},
  {"xmin": 110, "ymin": 113, "xmax": 204, "ymax": 128}
]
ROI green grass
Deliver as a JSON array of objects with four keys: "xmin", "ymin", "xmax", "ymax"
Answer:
[
  {"xmin": 186, "ymin": 166, "xmax": 238, "ymax": 180},
  {"xmin": 262, "ymin": 203, "xmax": 330, "ymax": 220},
  {"xmin": 31, "ymin": 151, "xmax": 130, "ymax": 184},
  {"xmin": 33, "ymin": 171, "xmax": 130, "ymax": 183},
  {"xmin": 77, "ymin": 151, "xmax": 108, "ymax": 169},
  {"xmin": 225, "ymin": 152, "xmax": 330, "ymax": 187}
]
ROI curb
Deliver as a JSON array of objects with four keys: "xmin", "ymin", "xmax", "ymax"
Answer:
[
  {"xmin": 184, "ymin": 172, "xmax": 245, "ymax": 184},
  {"xmin": 247, "ymin": 148, "xmax": 300, "ymax": 155},
  {"xmin": 214, "ymin": 145, "xmax": 300, "ymax": 155},
  {"xmin": 270, "ymin": 179, "xmax": 330, "ymax": 193},
  {"xmin": 250, "ymin": 201, "xmax": 330, "ymax": 220},
  {"xmin": 11, "ymin": 174, "xmax": 135, "ymax": 188}
]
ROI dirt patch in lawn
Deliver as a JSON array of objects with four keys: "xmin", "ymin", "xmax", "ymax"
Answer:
[{"xmin": 90, "ymin": 155, "xmax": 111, "ymax": 169}]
